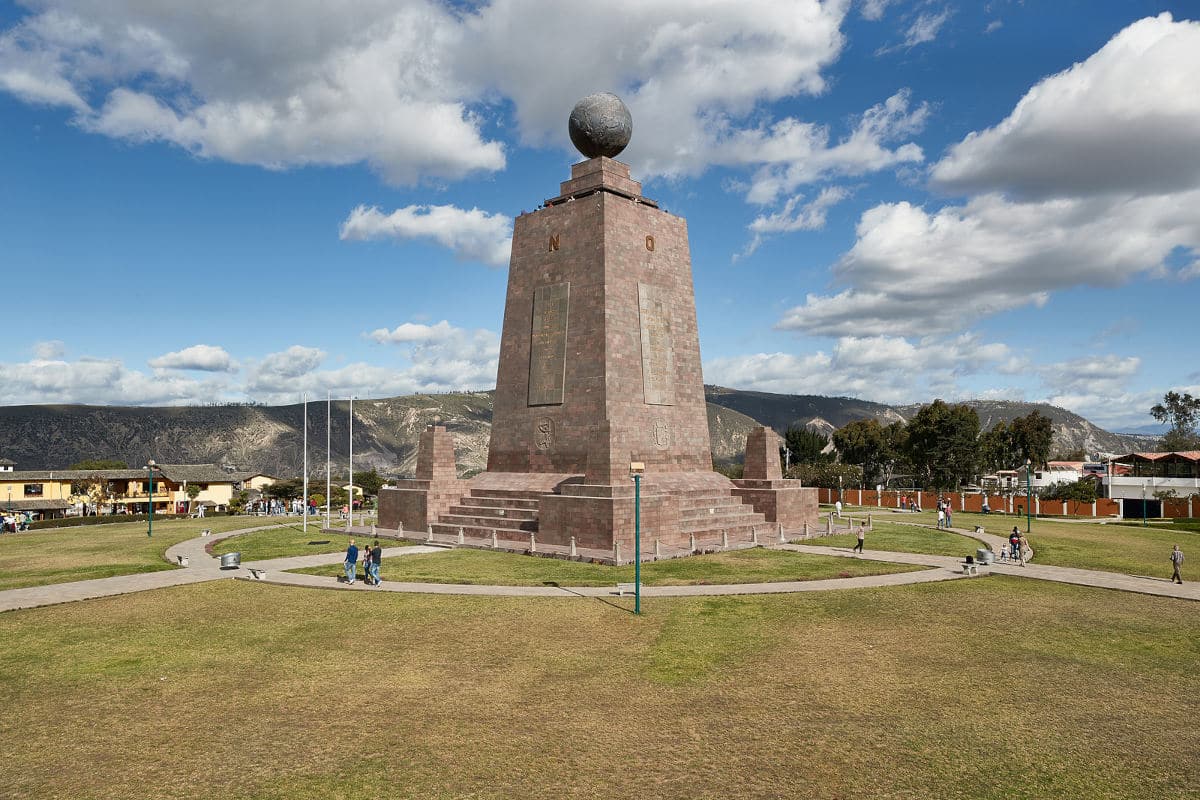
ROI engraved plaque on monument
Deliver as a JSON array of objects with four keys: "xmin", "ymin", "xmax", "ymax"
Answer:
[
  {"xmin": 528, "ymin": 282, "xmax": 570, "ymax": 406},
  {"xmin": 638, "ymin": 282, "xmax": 675, "ymax": 405}
]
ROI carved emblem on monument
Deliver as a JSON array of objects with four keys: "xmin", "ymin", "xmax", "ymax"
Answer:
[
  {"xmin": 528, "ymin": 282, "xmax": 570, "ymax": 406},
  {"xmin": 652, "ymin": 419, "xmax": 671, "ymax": 449},
  {"xmin": 534, "ymin": 417, "xmax": 556, "ymax": 450}
]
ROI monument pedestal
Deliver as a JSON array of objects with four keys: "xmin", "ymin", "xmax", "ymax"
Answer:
[
  {"xmin": 378, "ymin": 425, "xmax": 461, "ymax": 532},
  {"xmin": 730, "ymin": 427, "xmax": 818, "ymax": 533}
]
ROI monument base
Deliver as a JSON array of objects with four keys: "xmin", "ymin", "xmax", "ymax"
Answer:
[{"xmin": 730, "ymin": 479, "xmax": 818, "ymax": 532}]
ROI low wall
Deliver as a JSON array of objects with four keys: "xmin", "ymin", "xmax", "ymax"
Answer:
[{"xmin": 814, "ymin": 488, "xmax": 1154, "ymax": 519}]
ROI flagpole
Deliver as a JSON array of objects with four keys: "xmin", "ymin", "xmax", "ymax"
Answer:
[
  {"xmin": 326, "ymin": 391, "xmax": 331, "ymax": 530},
  {"xmin": 302, "ymin": 392, "xmax": 308, "ymax": 532},
  {"xmin": 348, "ymin": 395, "xmax": 354, "ymax": 531}
]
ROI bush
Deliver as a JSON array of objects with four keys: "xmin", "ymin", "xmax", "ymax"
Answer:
[{"xmin": 29, "ymin": 514, "xmax": 153, "ymax": 530}]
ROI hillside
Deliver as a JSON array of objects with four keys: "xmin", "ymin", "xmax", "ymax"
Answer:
[{"xmin": 0, "ymin": 389, "xmax": 1155, "ymax": 476}]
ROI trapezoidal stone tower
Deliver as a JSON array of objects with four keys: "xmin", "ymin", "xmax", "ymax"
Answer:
[{"xmin": 382, "ymin": 93, "xmax": 813, "ymax": 559}]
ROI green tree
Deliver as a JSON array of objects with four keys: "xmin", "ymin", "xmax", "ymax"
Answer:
[
  {"xmin": 831, "ymin": 418, "xmax": 896, "ymax": 488},
  {"xmin": 265, "ymin": 478, "xmax": 304, "ymax": 501},
  {"xmin": 786, "ymin": 461, "xmax": 863, "ymax": 489},
  {"xmin": 185, "ymin": 484, "xmax": 201, "ymax": 514},
  {"xmin": 1010, "ymin": 411, "xmax": 1054, "ymax": 467},
  {"xmin": 979, "ymin": 421, "xmax": 1020, "ymax": 473},
  {"xmin": 1150, "ymin": 390, "xmax": 1200, "ymax": 450},
  {"xmin": 1040, "ymin": 479, "xmax": 1096, "ymax": 503},
  {"xmin": 904, "ymin": 400, "xmax": 980, "ymax": 490},
  {"xmin": 782, "ymin": 425, "xmax": 831, "ymax": 466},
  {"xmin": 68, "ymin": 459, "xmax": 128, "ymax": 470},
  {"xmin": 354, "ymin": 468, "xmax": 385, "ymax": 498}
]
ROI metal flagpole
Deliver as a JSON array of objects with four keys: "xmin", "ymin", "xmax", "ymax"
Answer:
[
  {"xmin": 348, "ymin": 395, "xmax": 354, "ymax": 531},
  {"xmin": 326, "ymin": 391, "xmax": 331, "ymax": 529},
  {"xmin": 303, "ymin": 392, "xmax": 308, "ymax": 532}
]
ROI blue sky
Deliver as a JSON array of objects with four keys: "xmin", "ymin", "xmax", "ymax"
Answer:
[{"xmin": 1, "ymin": 0, "xmax": 1197, "ymax": 433}]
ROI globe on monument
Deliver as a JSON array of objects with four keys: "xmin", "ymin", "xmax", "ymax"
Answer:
[{"xmin": 568, "ymin": 92, "xmax": 633, "ymax": 159}]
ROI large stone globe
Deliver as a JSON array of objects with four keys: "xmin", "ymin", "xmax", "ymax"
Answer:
[{"xmin": 568, "ymin": 92, "xmax": 632, "ymax": 159}]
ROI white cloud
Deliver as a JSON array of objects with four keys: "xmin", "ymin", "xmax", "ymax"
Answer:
[
  {"xmin": 860, "ymin": 0, "xmax": 893, "ymax": 22},
  {"xmin": 32, "ymin": 340, "xmax": 66, "ymax": 360},
  {"xmin": 1039, "ymin": 355, "xmax": 1141, "ymax": 397},
  {"xmin": 148, "ymin": 344, "xmax": 237, "ymax": 372},
  {"xmin": 249, "ymin": 346, "xmax": 327, "ymax": 386},
  {"xmin": 902, "ymin": 9, "xmax": 951, "ymax": 48},
  {"xmin": 0, "ymin": 356, "xmax": 229, "ymax": 406},
  {"xmin": 340, "ymin": 204, "xmax": 513, "ymax": 267},
  {"xmin": 737, "ymin": 186, "xmax": 852, "ymax": 260},
  {"xmin": 984, "ymin": 20, "xmax": 1003, "ymax": 34},
  {"xmin": 367, "ymin": 321, "xmax": 457, "ymax": 344},
  {"xmin": 932, "ymin": 14, "xmax": 1200, "ymax": 199},
  {"xmin": 704, "ymin": 333, "xmax": 1010, "ymax": 404}
]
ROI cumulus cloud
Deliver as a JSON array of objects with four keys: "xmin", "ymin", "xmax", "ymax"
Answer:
[
  {"xmin": 902, "ymin": 9, "xmax": 951, "ymax": 48},
  {"xmin": 32, "ymin": 340, "xmax": 66, "ymax": 360},
  {"xmin": 1039, "ymin": 355, "xmax": 1141, "ymax": 397},
  {"xmin": 0, "ymin": 356, "xmax": 230, "ymax": 406},
  {"xmin": 340, "ymin": 204, "xmax": 513, "ymax": 267},
  {"xmin": 704, "ymin": 333, "xmax": 1011, "ymax": 404},
  {"xmin": 860, "ymin": 0, "xmax": 894, "ymax": 22},
  {"xmin": 148, "ymin": 344, "xmax": 237, "ymax": 372},
  {"xmin": 932, "ymin": 14, "xmax": 1200, "ymax": 199},
  {"xmin": 738, "ymin": 186, "xmax": 852, "ymax": 260}
]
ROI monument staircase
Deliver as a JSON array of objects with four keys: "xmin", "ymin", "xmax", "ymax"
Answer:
[{"xmin": 429, "ymin": 484, "xmax": 772, "ymax": 547}]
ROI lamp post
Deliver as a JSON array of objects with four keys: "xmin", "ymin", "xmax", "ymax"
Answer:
[
  {"xmin": 838, "ymin": 474, "xmax": 843, "ymax": 507},
  {"xmin": 1142, "ymin": 483, "xmax": 1147, "ymax": 527},
  {"xmin": 630, "ymin": 462, "xmax": 645, "ymax": 616},
  {"xmin": 1025, "ymin": 458, "xmax": 1033, "ymax": 534},
  {"xmin": 146, "ymin": 460, "xmax": 156, "ymax": 538}
]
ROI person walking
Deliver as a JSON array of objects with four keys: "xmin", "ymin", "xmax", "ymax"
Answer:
[
  {"xmin": 344, "ymin": 538, "xmax": 359, "ymax": 585},
  {"xmin": 1018, "ymin": 532, "xmax": 1030, "ymax": 566},
  {"xmin": 1170, "ymin": 544, "xmax": 1184, "ymax": 584},
  {"xmin": 944, "ymin": 504, "xmax": 953, "ymax": 528},
  {"xmin": 369, "ymin": 540, "xmax": 382, "ymax": 586},
  {"xmin": 835, "ymin": 499, "xmax": 843, "ymax": 518},
  {"xmin": 936, "ymin": 507, "xmax": 945, "ymax": 529},
  {"xmin": 853, "ymin": 522, "xmax": 866, "ymax": 554},
  {"xmin": 1009, "ymin": 527, "xmax": 1021, "ymax": 561}
]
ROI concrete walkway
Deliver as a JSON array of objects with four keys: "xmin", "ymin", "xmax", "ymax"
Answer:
[{"xmin": 1, "ymin": 521, "xmax": 1196, "ymax": 613}]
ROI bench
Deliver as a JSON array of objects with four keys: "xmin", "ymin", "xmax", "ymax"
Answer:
[
  {"xmin": 176, "ymin": 555, "xmax": 189, "ymax": 566},
  {"xmin": 248, "ymin": 568, "xmax": 267, "ymax": 580},
  {"xmin": 961, "ymin": 562, "xmax": 979, "ymax": 576},
  {"xmin": 616, "ymin": 582, "xmax": 637, "ymax": 596}
]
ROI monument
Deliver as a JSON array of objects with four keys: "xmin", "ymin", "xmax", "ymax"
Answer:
[{"xmin": 380, "ymin": 93, "xmax": 816, "ymax": 559}]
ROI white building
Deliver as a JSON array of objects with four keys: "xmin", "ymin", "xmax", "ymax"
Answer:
[{"xmin": 1103, "ymin": 451, "xmax": 1200, "ymax": 501}]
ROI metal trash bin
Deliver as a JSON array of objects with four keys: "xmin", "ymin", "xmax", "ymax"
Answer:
[
  {"xmin": 219, "ymin": 552, "xmax": 241, "ymax": 569},
  {"xmin": 976, "ymin": 547, "xmax": 994, "ymax": 565}
]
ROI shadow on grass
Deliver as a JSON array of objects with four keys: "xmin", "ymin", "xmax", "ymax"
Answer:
[{"xmin": 542, "ymin": 580, "xmax": 635, "ymax": 614}]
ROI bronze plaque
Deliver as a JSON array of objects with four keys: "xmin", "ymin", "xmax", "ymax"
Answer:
[
  {"xmin": 528, "ymin": 282, "xmax": 569, "ymax": 406},
  {"xmin": 638, "ymin": 283, "xmax": 675, "ymax": 405}
]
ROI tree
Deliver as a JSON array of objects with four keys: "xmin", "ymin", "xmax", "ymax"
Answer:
[
  {"xmin": 781, "ymin": 425, "xmax": 831, "ymax": 467},
  {"xmin": 265, "ymin": 478, "xmax": 304, "ymax": 501},
  {"xmin": 186, "ymin": 484, "xmax": 201, "ymax": 514},
  {"xmin": 979, "ymin": 421, "xmax": 1020, "ymax": 473},
  {"xmin": 831, "ymin": 419, "xmax": 896, "ymax": 488},
  {"xmin": 1150, "ymin": 391, "xmax": 1200, "ymax": 450},
  {"xmin": 1010, "ymin": 411, "xmax": 1054, "ymax": 468},
  {"xmin": 68, "ymin": 459, "xmax": 128, "ymax": 470},
  {"xmin": 904, "ymin": 400, "xmax": 980, "ymax": 490},
  {"xmin": 786, "ymin": 461, "xmax": 863, "ymax": 489},
  {"xmin": 1041, "ymin": 479, "xmax": 1096, "ymax": 503},
  {"xmin": 354, "ymin": 468, "xmax": 385, "ymax": 498}
]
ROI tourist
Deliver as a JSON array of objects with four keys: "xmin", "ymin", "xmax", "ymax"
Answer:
[
  {"xmin": 982, "ymin": 496, "xmax": 991, "ymax": 514},
  {"xmin": 936, "ymin": 507, "xmax": 945, "ymax": 529},
  {"xmin": 370, "ymin": 541, "xmax": 383, "ymax": 586},
  {"xmin": 835, "ymin": 499, "xmax": 842, "ymax": 518},
  {"xmin": 1009, "ymin": 527, "xmax": 1021, "ymax": 561},
  {"xmin": 900, "ymin": 495, "xmax": 907, "ymax": 511},
  {"xmin": 344, "ymin": 538, "xmax": 359, "ymax": 585},
  {"xmin": 853, "ymin": 522, "xmax": 866, "ymax": 554},
  {"xmin": 1018, "ymin": 533, "xmax": 1030, "ymax": 567},
  {"xmin": 945, "ymin": 504, "xmax": 953, "ymax": 528},
  {"xmin": 1170, "ymin": 545, "xmax": 1184, "ymax": 584}
]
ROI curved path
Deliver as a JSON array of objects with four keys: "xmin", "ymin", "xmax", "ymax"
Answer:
[{"xmin": 0, "ymin": 522, "xmax": 1196, "ymax": 612}]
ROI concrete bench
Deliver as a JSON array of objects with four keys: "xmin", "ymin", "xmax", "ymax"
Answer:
[
  {"xmin": 248, "ymin": 568, "xmax": 267, "ymax": 580},
  {"xmin": 616, "ymin": 582, "xmax": 637, "ymax": 596},
  {"xmin": 961, "ymin": 562, "xmax": 979, "ymax": 576}
]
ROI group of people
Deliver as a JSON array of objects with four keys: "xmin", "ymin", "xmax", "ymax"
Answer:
[
  {"xmin": 1, "ymin": 512, "xmax": 32, "ymax": 533},
  {"xmin": 343, "ymin": 538, "xmax": 383, "ymax": 586},
  {"xmin": 935, "ymin": 498, "xmax": 954, "ymax": 529},
  {"xmin": 998, "ymin": 526, "xmax": 1031, "ymax": 566},
  {"xmin": 899, "ymin": 495, "xmax": 922, "ymax": 512}
]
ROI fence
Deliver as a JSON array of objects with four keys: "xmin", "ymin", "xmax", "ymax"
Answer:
[{"xmin": 816, "ymin": 488, "xmax": 1136, "ymax": 519}]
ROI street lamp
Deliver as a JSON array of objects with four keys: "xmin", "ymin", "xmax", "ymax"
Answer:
[
  {"xmin": 838, "ymin": 474, "xmax": 844, "ymax": 507},
  {"xmin": 1142, "ymin": 483, "xmax": 1147, "ymax": 528},
  {"xmin": 630, "ymin": 461, "xmax": 645, "ymax": 616},
  {"xmin": 146, "ymin": 460, "xmax": 156, "ymax": 538},
  {"xmin": 1025, "ymin": 458, "xmax": 1033, "ymax": 534}
]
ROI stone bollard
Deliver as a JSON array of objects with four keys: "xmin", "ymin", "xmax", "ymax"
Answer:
[
  {"xmin": 491, "ymin": 530, "xmax": 498, "ymax": 549},
  {"xmin": 569, "ymin": 536, "xmax": 577, "ymax": 557},
  {"xmin": 751, "ymin": 527, "xmax": 759, "ymax": 545},
  {"xmin": 803, "ymin": 521, "xmax": 810, "ymax": 538},
  {"xmin": 398, "ymin": 520, "xmax": 404, "ymax": 534},
  {"xmin": 867, "ymin": 513, "xmax": 873, "ymax": 531},
  {"xmin": 614, "ymin": 541, "xmax": 622, "ymax": 564},
  {"xmin": 826, "ymin": 514, "xmax": 832, "ymax": 535},
  {"xmin": 721, "ymin": 529, "xmax": 729, "ymax": 549},
  {"xmin": 689, "ymin": 533, "xmax": 696, "ymax": 552},
  {"xmin": 426, "ymin": 524, "xmax": 434, "ymax": 543},
  {"xmin": 371, "ymin": 524, "xmax": 376, "ymax": 536},
  {"xmin": 654, "ymin": 538, "xmax": 661, "ymax": 558},
  {"xmin": 778, "ymin": 522, "xmax": 786, "ymax": 543},
  {"xmin": 530, "ymin": 532, "xmax": 537, "ymax": 553},
  {"xmin": 457, "ymin": 527, "xmax": 465, "ymax": 545}
]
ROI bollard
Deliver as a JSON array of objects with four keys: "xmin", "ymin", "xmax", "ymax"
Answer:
[
  {"xmin": 867, "ymin": 513, "xmax": 873, "ymax": 531},
  {"xmin": 491, "ymin": 529, "xmax": 498, "ymax": 549},
  {"xmin": 654, "ymin": 538, "xmax": 661, "ymax": 558},
  {"xmin": 426, "ymin": 524, "xmax": 433, "ymax": 543},
  {"xmin": 371, "ymin": 524, "xmax": 376, "ymax": 536},
  {"xmin": 569, "ymin": 536, "xmax": 577, "ymax": 557},
  {"xmin": 530, "ymin": 532, "xmax": 537, "ymax": 552},
  {"xmin": 614, "ymin": 541, "xmax": 622, "ymax": 564},
  {"xmin": 751, "ymin": 527, "xmax": 759, "ymax": 545},
  {"xmin": 778, "ymin": 522, "xmax": 786, "ymax": 543},
  {"xmin": 689, "ymin": 533, "xmax": 696, "ymax": 552},
  {"xmin": 398, "ymin": 520, "xmax": 404, "ymax": 534},
  {"xmin": 803, "ymin": 521, "xmax": 809, "ymax": 538},
  {"xmin": 826, "ymin": 514, "xmax": 832, "ymax": 535},
  {"xmin": 457, "ymin": 527, "xmax": 465, "ymax": 545},
  {"xmin": 722, "ymin": 529, "xmax": 729, "ymax": 549}
]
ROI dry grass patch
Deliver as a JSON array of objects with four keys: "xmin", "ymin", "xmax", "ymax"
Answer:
[{"xmin": 0, "ymin": 577, "xmax": 1196, "ymax": 798}]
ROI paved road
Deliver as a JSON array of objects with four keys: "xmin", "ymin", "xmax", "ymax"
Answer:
[{"xmin": 0, "ymin": 521, "xmax": 1195, "ymax": 613}]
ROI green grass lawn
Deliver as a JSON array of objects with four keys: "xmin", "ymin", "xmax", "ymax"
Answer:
[
  {"xmin": 291, "ymin": 545, "xmax": 925, "ymax": 586},
  {"xmin": 210, "ymin": 525, "xmax": 414, "ymax": 562},
  {"xmin": 817, "ymin": 520, "xmax": 980, "ymax": 558},
  {"xmin": 0, "ymin": 577, "xmax": 1195, "ymax": 799},
  {"xmin": 0, "ymin": 516, "xmax": 273, "ymax": 591}
]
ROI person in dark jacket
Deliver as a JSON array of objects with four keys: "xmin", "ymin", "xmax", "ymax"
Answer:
[{"xmin": 344, "ymin": 539, "xmax": 358, "ymax": 585}]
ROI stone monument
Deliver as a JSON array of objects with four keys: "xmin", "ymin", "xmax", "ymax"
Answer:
[{"xmin": 380, "ymin": 93, "xmax": 817, "ymax": 558}]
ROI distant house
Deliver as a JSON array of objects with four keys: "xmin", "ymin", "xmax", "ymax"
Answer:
[
  {"xmin": 1104, "ymin": 451, "xmax": 1200, "ymax": 500},
  {"xmin": 229, "ymin": 472, "xmax": 280, "ymax": 493},
  {"xmin": 0, "ymin": 458, "xmax": 14, "ymax": 473}
]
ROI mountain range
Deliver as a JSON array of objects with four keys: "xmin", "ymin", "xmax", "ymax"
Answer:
[{"xmin": 0, "ymin": 388, "xmax": 1159, "ymax": 477}]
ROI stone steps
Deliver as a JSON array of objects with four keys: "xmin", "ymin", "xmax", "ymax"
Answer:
[
  {"xmin": 447, "ymin": 503, "xmax": 538, "ymax": 520},
  {"xmin": 456, "ymin": 496, "xmax": 540, "ymax": 511},
  {"xmin": 438, "ymin": 512, "xmax": 539, "ymax": 531},
  {"xmin": 430, "ymin": 522, "xmax": 538, "ymax": 541}
]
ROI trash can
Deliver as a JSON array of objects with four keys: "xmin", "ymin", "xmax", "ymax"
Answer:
[
  {"xmin": 976, "ymin": 547, "xmax": 994, "ymax": 565},
  {"xmin": 219, "ymin": 552, "xmax": 241, "ymax": 569}
]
